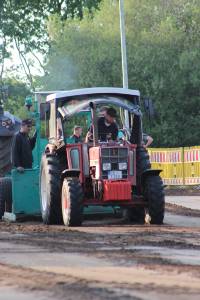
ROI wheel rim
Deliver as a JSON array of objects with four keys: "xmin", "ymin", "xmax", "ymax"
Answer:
[
  {"xmin": 41, "ymin": 168, "xmax": 47, "ymax": 212},
  {"xmin": 62, "ymin": 184, "xmax": 70, "ymax": 223}
]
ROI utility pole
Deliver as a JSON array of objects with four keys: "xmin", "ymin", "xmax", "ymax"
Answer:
[
  {"xmin": 119, "ymin": 0, "xmax": 128, "ymax": 89},
  {"xmin": 119, "ymin": 0, "xmax": 129, "ymax": 129}
]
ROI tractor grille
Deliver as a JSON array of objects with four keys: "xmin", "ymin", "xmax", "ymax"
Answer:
[{"xmin": 101, "ymin": 147, "xmax": 128, "ymax": 179}]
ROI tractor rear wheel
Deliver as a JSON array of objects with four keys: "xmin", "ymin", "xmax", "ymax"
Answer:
[
  {"xmin": 136, "ymin": 146, "xmax": 151, "ymax": 177},
  {"xmin": 144, "ymin": 175, "xmax": 165, "ymax": 224},
  {"xmin": 62, "ymin": 178, "xmax": 83, "ymax": 226},
  {"xmin": 0, "ymin": 177, "xmax": 12, "ymax": 219},
  {"xmin": 0, "ymin": 137, "xmax": 13, "ymax": 176},
  {"xmin": 123, "ymin": 207, "xmax": 145, "ymax": 224},
  {"xmin": 40, "ymin": 154, "xmax": 62, "ymax": 225}
]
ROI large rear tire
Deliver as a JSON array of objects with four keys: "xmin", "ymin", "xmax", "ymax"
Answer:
[
  {"xmin": 126, "ymin": 147, "xmax": 150, "ymax": 223},
  {"xmin": 136, "ymin": 146, "xmax": 151, "ymax": 177},
  {"xmin": 144, "ymin": 175, "xmax": 165, "ymax": 224},
  {"xmin": 40, "ymin": 154, "xmax": 62, "ymax": 225},
  {"xmin": 0, "ymin": 137, "xmax": 13, "ymax": 176},
  {"xmin": 124, "ymin": 207, "xmax": 145, "ymax": 224},
  {"xmin": 62, "ymin": 178, "xmax": 83, "ymax": 227},
  {"xmin": 0, "ymin": 177, "xmax": 12, "ymax": 219}
]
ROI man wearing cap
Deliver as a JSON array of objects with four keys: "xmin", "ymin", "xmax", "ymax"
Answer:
[{"xmin": 13, "ymin": 119, "xmax": 36, "ymax": 172}]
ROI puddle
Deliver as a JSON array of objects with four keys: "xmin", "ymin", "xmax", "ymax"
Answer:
[
  {"xmin": 0, "ymin": 287, "xmax": 51, "ymax": 300},
  {"xmin": 98, "ymin": 244, "xmax": 200, "ymax": 265},
  {"xmin": 125, "ymin": 245, "xmax": 200, "ymax": 265},
  {"xmin": 0, "ymin": 232, "xmax": 26, "ymax": 239},
  {"xmin": 99, "ymin": 246, "xmax": 122, "ymax": 251},
  {"xmin": 88, "ymin": 240, "xmax": 106, "ymax": 244}
]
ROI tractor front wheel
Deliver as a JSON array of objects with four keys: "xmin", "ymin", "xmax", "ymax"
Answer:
[
  {"xmin": 61, "ymin": 178, "xmax": 83, "ymax": 227},
  {"xmin": 144, "ymin": 175, "xmax": 165, "ymax": 224},
  {"xmin": 40, "ymin": 154, "xmax": 62, "ymax": 225}
]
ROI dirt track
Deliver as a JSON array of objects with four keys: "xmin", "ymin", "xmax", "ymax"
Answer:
[{"xmin": 0, "ymin": 202, "xmax": 200, "ymax": 300}]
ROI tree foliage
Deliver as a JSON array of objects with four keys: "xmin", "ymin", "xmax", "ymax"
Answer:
[
  {"xmin": 3, "ymin": 78, "xmax": 31, "ymax": 119},
  {"xmin": 0, "ymin": 0, "xmax": 102, "ymax": 88},
  {"xmin": 39, "ymin": 0, "xmax": 200, "ymax": 147}
]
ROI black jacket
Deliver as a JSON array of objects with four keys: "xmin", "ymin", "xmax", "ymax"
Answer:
[
  {"xmin": 98, "ymin": 117, "xmax": 118, "ymax": 141},
  {"xmin": 13, "ymin": 131, "xmax": 36, "ymax": 168}
]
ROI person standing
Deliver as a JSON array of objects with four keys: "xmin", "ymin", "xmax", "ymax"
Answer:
[
  {"xmin": 142, "ymin": 133, "xmax": 153, "ymax": 148},
  {"xmin": 13, "ymin": 119, "xmax": 36, "ymax": 172}
]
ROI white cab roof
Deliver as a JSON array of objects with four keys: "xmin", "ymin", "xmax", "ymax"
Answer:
[{"xmin": 45, "ymin": 87, "xmax": 140, "ymax": 102}]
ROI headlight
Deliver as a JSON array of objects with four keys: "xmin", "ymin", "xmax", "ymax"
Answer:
[
  {"xmin": 102, "ymin": 163, "xmax": 111, "ymax": 171},
  {"xmin": 118, "ymin": 162, "xmax": 127, "ymax": 170}
]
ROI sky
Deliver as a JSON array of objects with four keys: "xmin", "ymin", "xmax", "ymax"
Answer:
[{"xmin": 2, "ymin": 41, "xmax": 44, "ymax": 80}]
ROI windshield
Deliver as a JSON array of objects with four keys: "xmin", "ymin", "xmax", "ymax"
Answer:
[
  {"xmin": 58, "ymin": 95, "xmax": 141, "ymax": 119},
  {"xmin": 60, "ymin": 103, "xmax": 138, "ymax": 144}
]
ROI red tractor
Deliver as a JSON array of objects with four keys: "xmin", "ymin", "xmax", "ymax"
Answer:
[{"xmin": 40, "ymin": 88, "xmax": 165, "ymax": 226}]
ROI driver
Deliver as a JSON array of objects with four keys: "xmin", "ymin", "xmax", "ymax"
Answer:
[
  {"xmin": 86, "ymin": 107, "xmax": 118, "ymax": 142},
  {"xmin": 98, "ymin": 107, "xmax": 118, "ymax": 141}
]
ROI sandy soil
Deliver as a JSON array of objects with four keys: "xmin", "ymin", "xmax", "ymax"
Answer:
[{"xmin": 0, "ymin": 203, "xmax": 199, "ymax": 300}]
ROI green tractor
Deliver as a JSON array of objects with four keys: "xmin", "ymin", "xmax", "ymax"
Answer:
[{"xmin": 0, "ymin": 87, "xmax": 165, "ymax": 225}]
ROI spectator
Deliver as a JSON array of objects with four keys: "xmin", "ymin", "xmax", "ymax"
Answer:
[
  {"xmin": 142, "ymin": 133, "xmax": 153, "ymax": 148},
  {"xmin": 13, "ymin": 119, "xmax": 36, "ymax": 172}
]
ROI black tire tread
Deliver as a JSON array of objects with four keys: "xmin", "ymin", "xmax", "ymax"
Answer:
[
  {"xmin": 125, "ymin": 207, "xmax": 145, "ymax": 224},
  {"xmin": 62, "ymin": 178, "xmax": 83, "ymax": 226},
  {"xmin": 0, "ymin": 177, "xmax": 12, "ymax": 219},
  {"xmin": 136, "ymin": 146, "xmax": 151, "ymax": 177},
  {"xmin": 144, "ymin": 176, "xmax": 165, "ymax": 224},
  {"xmin": 0, "ymin": 137, "xmax": 13, "ymax": 176},
  {"xmin": 40, "ymin": 154, "xmax": 62, "ymax": 225},
  {"xmin": 136, "ymin": 146, "xmax": 151, "ymax": 195}
]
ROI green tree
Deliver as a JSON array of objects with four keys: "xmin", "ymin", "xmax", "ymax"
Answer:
[
  {"xmin": 39, "ymin": 0, "xmax": 200, "ymax": 147},
  {"xmin": 0, "ymin": 0, "xmax": 102, "ymax": 88},
  {"xmin": 3, "ymin": 78, "xmax": 31, "ymax": 119},
  {"xmin": 38, "ymin": 1, "xmax": 122, "ymax": 89}
]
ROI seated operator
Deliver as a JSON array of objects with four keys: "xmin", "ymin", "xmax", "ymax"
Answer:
[
  {"xmin": 86, "ymin": 107, "xmax": 118, "ymax": 142},
  {"xmin": 70, "ymin": 125, "xmax": 83, "ymax": 143}
]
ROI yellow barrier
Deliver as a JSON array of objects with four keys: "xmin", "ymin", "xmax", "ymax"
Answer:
[
  {"xmin": 148, "ymin": 146, "xmax": 200, "ymax": 185},
  {"xmin": 184, "ymin": 146, "xmax": 200, "ymax": 185}
]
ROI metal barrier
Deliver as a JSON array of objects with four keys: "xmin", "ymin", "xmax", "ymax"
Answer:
[{"xmin": 148, "ymin": 146, "xmax": 200, "ymax": 185}]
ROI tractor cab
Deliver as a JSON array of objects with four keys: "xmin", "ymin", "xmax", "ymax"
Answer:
[
  {"xmin": 40, "ymin": 88, "xmax": 165, "ymax": 226},
  {"xmin": 58, "ymin": 97, "xmax": 139, "ymax": 202}
]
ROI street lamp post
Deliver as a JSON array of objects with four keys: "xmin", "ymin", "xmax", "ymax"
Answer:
[
  {"xmin": 119, "ymin": 0, "xmax": 129, "ymax": 129},
  {"xmin": 119, "ymin": 0, "xmax": 128, "ymax": 89}
]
